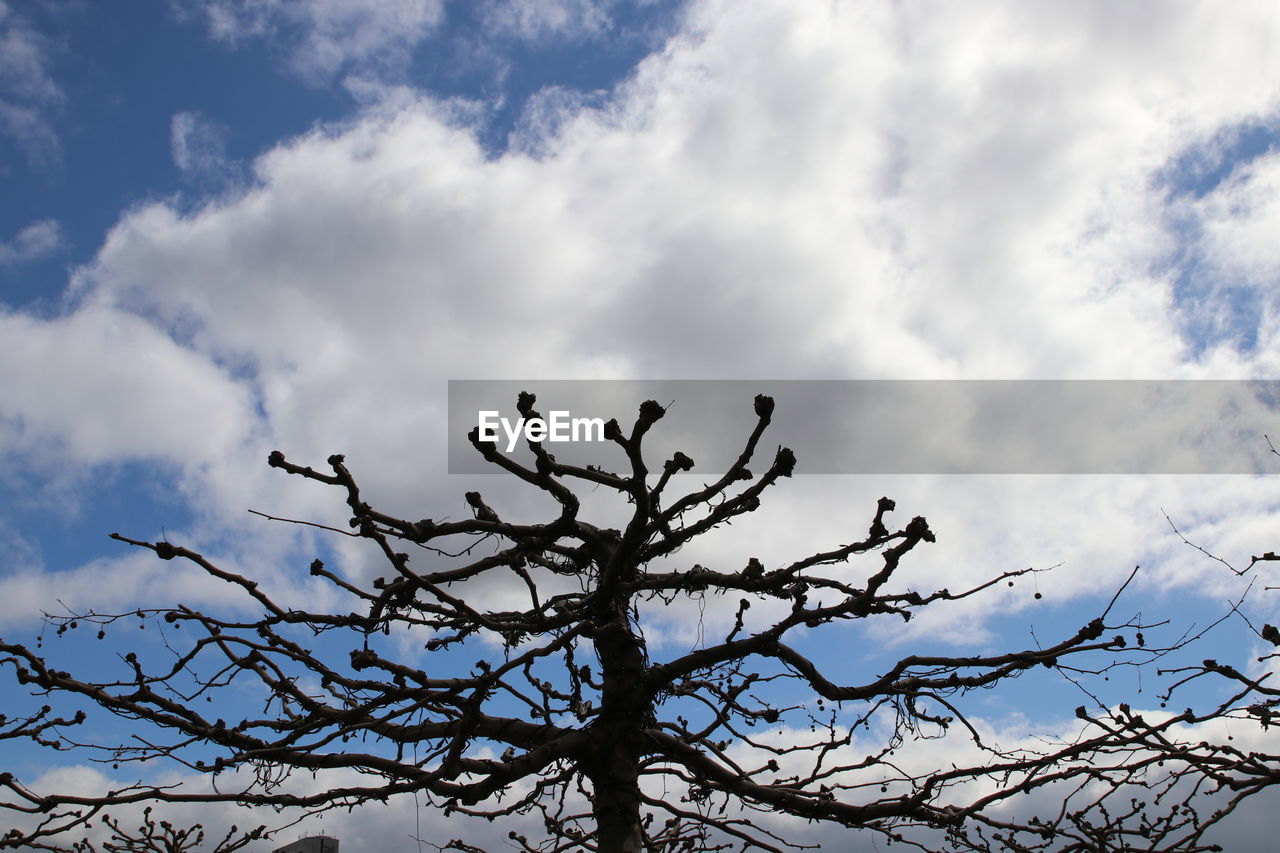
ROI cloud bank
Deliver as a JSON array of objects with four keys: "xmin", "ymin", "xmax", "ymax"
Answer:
[{"xmin": 0, "ymin": 0, "xmax": 1274, "ymax": 641}]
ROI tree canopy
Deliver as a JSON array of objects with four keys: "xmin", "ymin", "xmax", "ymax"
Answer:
[{"xmin": 0, "ymin": 394, "xmax": 1259, "ymax": 852}]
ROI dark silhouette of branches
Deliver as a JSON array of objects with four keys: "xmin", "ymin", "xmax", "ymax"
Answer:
[
  {"xmin": 1096, "ymin": 504, "xmax": 1280, "ymax": 852},
  {"xmin": 0, "ymin": 394, "xmax": 1246, "ymax": 851},
  {"xmin": 10, "ymin": 806, "xmax": 265, "ymax": 853}
]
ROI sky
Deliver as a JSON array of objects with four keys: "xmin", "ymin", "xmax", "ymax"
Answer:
[{"xmin": 4, "ymin": 0, "xmax": 1280, "ymax": 849}]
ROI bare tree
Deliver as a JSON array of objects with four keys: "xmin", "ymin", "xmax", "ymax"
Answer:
[{"xmin": 0, "ymin": 394, "xmax": 1235, "ymax": 851}]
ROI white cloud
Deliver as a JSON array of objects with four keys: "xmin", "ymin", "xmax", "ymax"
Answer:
[
  {"xmin": 1199, "ymin": 152, "xmax": 1280, "ymax": 281},
  {"xmin": 0, "ymin": 0, "xmax": 63, "ymax": 168},
  {"xmin": 23, "ymin": 0, "xmax": 1277, "ymax": 592},
  {"xmin": 0, "ymin": 304, "xmax": 256, "ymax": 466},
  {"xmin": 1187, "ymin": 150, "xmax": 1280, "ymax": 348},
  {"xmin": 181, "ymin": 0, "xmax": 445, "ymax": 83},
  {"xmin": 0, "ymin": 3, "xmax": 59, "ymax": 101},
  {"xmin": 0, "ymin": 218, "xmax": 61, "ymax": 265},
  {"xmin": 508, "ymin": 84, "xmax": 608, "ymax": 155},
  {"xmin": 482, "ymin": 0, "xmax": 612, "ymax": 44},
  {"xmin": 170, "ymin": 110, "xmax": 233, "ymax": 180}
]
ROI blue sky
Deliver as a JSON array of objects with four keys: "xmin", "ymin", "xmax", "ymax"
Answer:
[
  {"xmin": 4, "ymin": 0, "xmax": 1280, "ymax": 849},
  {"xmin": 1, "ymin": 0, "xmax": 682, "ymax": 307}
]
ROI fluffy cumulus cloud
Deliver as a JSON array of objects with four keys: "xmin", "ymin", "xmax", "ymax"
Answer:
[
  {"xmin": 184, "ymin": 0, "xmax": 445, "ymax": 82},
  {"xmin": 0, "ymin": 0, "xmax": 63, "ymax": 167},
  {"xmin": 88, "ymin": 0, "xmax": 1280, "ymax": 392},
  {"xmin": 8, "ymin": 0, "xmax": 1280, "ymax": 847},
  {"xmin": 0, "ymin": 304, "xmax": 255, "ymax": 467}
]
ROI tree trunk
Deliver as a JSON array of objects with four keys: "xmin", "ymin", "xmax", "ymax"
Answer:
[
  {"xmin": 589, "ymin": 746, "xmax": 644, "ymax": 852},
  {"xmin": 590, "ymin": 593, "xmax": 649, "ymax": 852}
]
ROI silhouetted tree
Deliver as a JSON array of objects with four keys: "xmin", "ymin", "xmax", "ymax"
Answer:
[{"xmin": 0, "ymin": 395, "xmax": 1237, "ymax": 851}]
